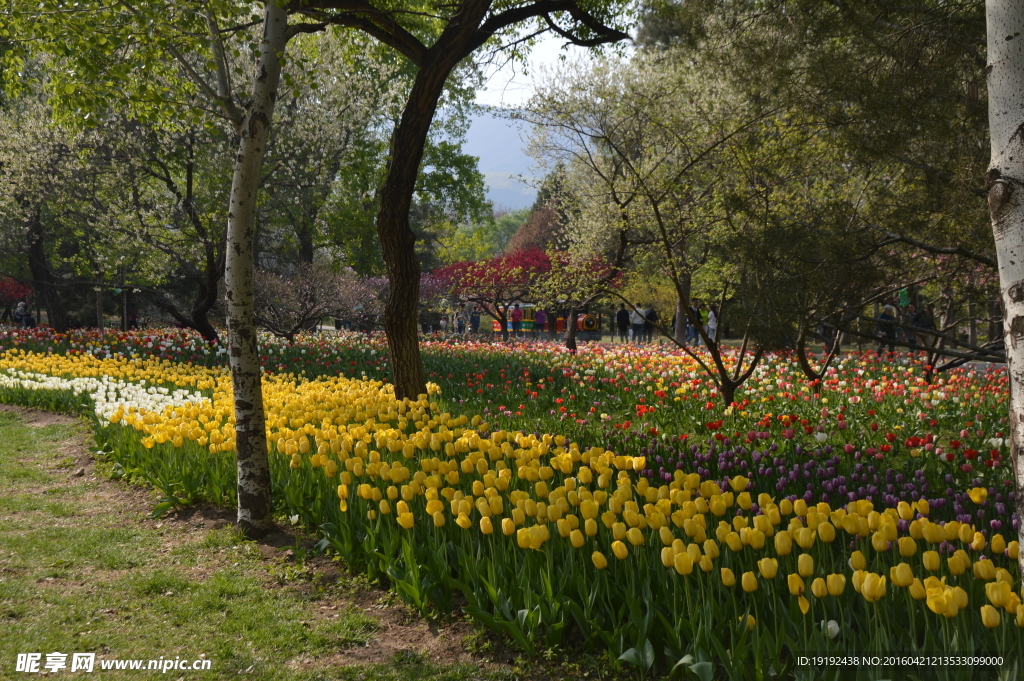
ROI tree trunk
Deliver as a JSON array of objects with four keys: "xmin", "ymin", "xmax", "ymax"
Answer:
[
  {"xmin": 25, "ymin": 210, "xmax": 69, "ymax": 332},
  {"xmin": 95, "ymin": 285, "xmax": 104, "ymax": 330},
  {"xmin": 500, "ymin": 307, "xmax": 509, "ymax": 342},
  {"xmin": 985, "ymin": 0, "xmax": 1024, "ymax": 576},
  {"xmin": 224, "ymin": 0, "xmax": 288, "ymax": 538},
  {"xmin": 968, "ymin": 299, "xmax": 977, "ymax": 346},
  {"xmin": 565, "ymin": 307, "xmax": 578, "ymax": 353},
  {"xmin": 375, "ymin": 0, "xmax": 491, "ymax": 400},
  {"xmin": 674, "ymin": 271, "xmax": 691, "ymax": 345},
  {"xmin": 297, "ymin": 224, "xmax": 315, "ymax": 265},
  {"xmin": 377, "ymin": 64, "xmax": 454, "ymax": 398}
]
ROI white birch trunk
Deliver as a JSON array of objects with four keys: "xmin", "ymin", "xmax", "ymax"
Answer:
[
  {"xmin": 225, "ymin": 0, "xmax": 288, "ymax": 536},
  {"xmin": 986, "ymin": 0, "xmax": 1024, "ymax": 576}
]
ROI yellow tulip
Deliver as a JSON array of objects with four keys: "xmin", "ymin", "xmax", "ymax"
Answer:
[
  {"xmin": 611, "ymin": 540, "xmax": 628, "ymax": 560},
  {"xmin": 661, "ymin": 547, "xmax": 675, "ymax": 568},
  {"xmin": 612, "ymin": 522, "xmax": 626, "ymax": 541},
  {"xmin": 517, "ymin": 528, "xmax": 530, "ymax": 549},
  {"xmin": 397, "ymin": 512, "xmax": 414, "ymax": 529},
  {"xmin": 626, "ymin": 527, "xmax": 645, "ymax": 546},
  {"xmin": 795, "ymin": 527, "xmax": 816, "ymax": 549},
  {"xmin": 990, "ymin": 534, "xmax": 1006, "ymax": 555},
  {"xmin": 897, "ymin": 501, "xmax": 913, "ymax": 521},
  {"xmin": 703, "ymin": 539, "xmax": 720, "ymax": 559},
  {"xmin": 947, "ymin": 554, "xmax": 966, "ymax": 575},
  {"xmin": 456, "ymin": 514, "xmax": 472, "ymax": 529},
  {"xmin": 811, "ymin": 578, "xmax": 827, "ymax": 598},
  {"xmin": 773, "ymin": 530, "xmax": 793, "ymax": 556},
  {"xmin": 758, "ymin": 558, "xmax": 778, "ymax": 579},
  {"xmin": 699, "ymin": 555, "xmax": 713, "ymax": 572},
  {"xmin": 739, "ymin": 614, "xmax": 755, "ymax": 630},
  {"xmin": 980, "ymin": 604, "xmax": 1001, "ymax": 628},
  {"xmin": 433, "ymin": 511, "xmax": 446, "ymax": 528},
  {"xmin": 871, "ymin": 531, "xmax": 889, "ymax": 552},
  {"xmin": 741, "ymin": 571, "xmax": 758, "ymax": 592},
  {"xmin": 827, "ymin": 573, "xmax": 847, "ymax": 596},
  {"xmin": 890, "ymin": 563, "xmax": 914, "ymax": 588},
  {"xmin": 501, "ymin": 518, "xmax": 515, "ymax": 535},
  {"xmin": 674, "ymin": 552, "xmax": 694, "ymax": 576},
  {"xmin": 927, "ymin": 588, "xmax": 949, "ymax": 614},
  {"xmin": 909, "ymin": 578, "xmax": 926, "ymax": 600},
  {"xmin": 585, "ymin": 518, "xmax": 598, "ymax": 536},
  {"xmin": 729, "ymin": 475, "xmax": 749, "ymax": 492},
  {"xmin": 1017, "ymin": 604, "xmax": 1024, "ymax": 628},
  {"xmin": 971, "ymin": 532, "xmax": 987, "ymax": 552},
  {"xmin": 479, "ymin": 517, "xmax": 493, "ymax": 535},
  {"xmin": 817, "ymin": 522, "xmax": 836, "ymax": 543},
  {"xmin": 967, "ymin": 487, "xmax": 988, "ymax": 504},
  {"xmin": 798, "ymin": 596, "xmax": 809, "ymax": 614},
  {"xmin": 592, "ymin": 551, "xmax": 608, "ymax": 569},
  {"xmin": 861, "ymin": 573, "xmax": 886, "ymax": 602},
  {"xmin": 952, "ymin": 586, "xmax": 968, "ymax": 610},
  {"xmin": 973, "ymin": 559, "xmax": 996, "ymax": 581},
  {"xmin": 798, "ymin": 553, "xmax": 814, "ymax": 578},
  {"xmin": 922, "ymin": 551, "xmax": 939, "ymax": 572},
  {"xmin": 1009, "ymin": 541, "xmax": 1020, "ymax": 560},
  {"xmin": 788, "ymin": 573, "xmax": 805, "ymax": 596},
  {"xmin": 898, "ymin": 536, "xmax": 917, "ymax": 557},
  {"xmin": 721, "ymin": 568, "xmax": 736, "ymax": 587},
  {"xmin": 748, "ymin": 529, "xmax": 766, "ymax": 550},
  {"xmin": 986, "ymin": 581, "xmax": 1011, "ymax": 608}
]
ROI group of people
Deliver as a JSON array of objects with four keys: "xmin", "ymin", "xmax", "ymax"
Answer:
[
  {"xmin": 875, "ymin": 301, "xmax": 935, "ymax": 354},
  {"xmin": 614, "ymin": 304, "xmax": 658, "ymax": 343},
  {"xmin": 614, "ymin": 300, "xmax": 719, "ymax": 346}
]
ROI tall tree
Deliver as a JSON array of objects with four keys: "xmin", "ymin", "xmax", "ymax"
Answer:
[
  {"xmin": 985, "ymin": 0, "xmax": 1024, "ymax": 576},
  {"xmin": 295, "ymin": 0, "xmax": 631, "ymax": 398}
]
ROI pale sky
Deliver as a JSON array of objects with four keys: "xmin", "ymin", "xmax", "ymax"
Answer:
[
  {"xmin": 468, "ymin": 33, "xmax": 632, "ymax": 208},
  {"xmin": 474, "ymin": 34, "xmax": 585, "ymax": 108}
]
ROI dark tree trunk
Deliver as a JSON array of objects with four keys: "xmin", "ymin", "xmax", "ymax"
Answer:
[
  {"xmin": 499, "ymin": 307, "xmax": 509, "ymax": 342},
  {"xmin": 674, "ymin": 271, "xmax": 692, "ymax": 345},
  {"xmin": 374, "ymin": 0, "xmax": 491, "ymax": 400},
  {"xmin": 26, "ymin": 210, "xmax": 69, "ymax": 332},
  {"xmin": 297, "ymin": 224, "xmax": 315, "ymax": 265},
  {"xmin": 565, "ymin": 307, "xmax": 578, "ymax": 353}
]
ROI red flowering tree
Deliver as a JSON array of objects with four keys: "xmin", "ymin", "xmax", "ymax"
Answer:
[
  {"xmin": 433, "ymin": 247, "xmax": 551, "ymax": 341},
  {"xmin": 0, "ymin": 276, "xmax": 32, "ymax": 324}
]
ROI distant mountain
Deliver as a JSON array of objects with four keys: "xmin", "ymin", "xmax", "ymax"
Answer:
[{"xmin": 464, "ymin": 111, "xmax": 537, "ymax": 210}]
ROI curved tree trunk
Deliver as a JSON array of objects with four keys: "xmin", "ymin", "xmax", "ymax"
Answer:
[
  {"xmin": 224, "ymin": 0, "xmax": 288, "ymax": 538},
  {"xmin": 374, "ymin": 0, "xmax": 492, "ymax": 400},
  {"xmin": 986, "ymin": 0, "xmax": 1024, "ymax": 576}
]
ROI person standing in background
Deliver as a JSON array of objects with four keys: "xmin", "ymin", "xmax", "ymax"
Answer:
[
  {"xmin": 643, "ymin": 305, "xmax": 658, "ymax": 343},
  {"xmin": 534, "ymin": 308, "xmax": 547, "ymax": 340},
  {"xmin": 510, "ymin": 303, "xmax": 524, "ymax": 337},
  {"xmin": 629, "ymin": 305, "xmax": 644, "ymax": 343},
  {"xmin": 616, "ymin": 304, "xmax": 630, "ymax": 343},
  {"xmin": 707, "ymin": 304, "xmax": 718, "ymax": 344}
]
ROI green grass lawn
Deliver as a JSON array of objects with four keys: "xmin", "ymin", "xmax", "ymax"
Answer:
[{"xmin": 0, "ymin": 409, "xmax": 514, "ymax": 681}]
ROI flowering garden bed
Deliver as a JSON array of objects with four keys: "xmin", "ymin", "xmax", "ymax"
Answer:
[{"xmin": 0, "ymin": 327, "xmax": 1020, "ymax": 679}]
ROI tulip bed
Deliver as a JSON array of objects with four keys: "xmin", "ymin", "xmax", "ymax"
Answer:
[{"xmin": 0, "ymin": 327, "xmax": 1021, "ymax": 680}]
